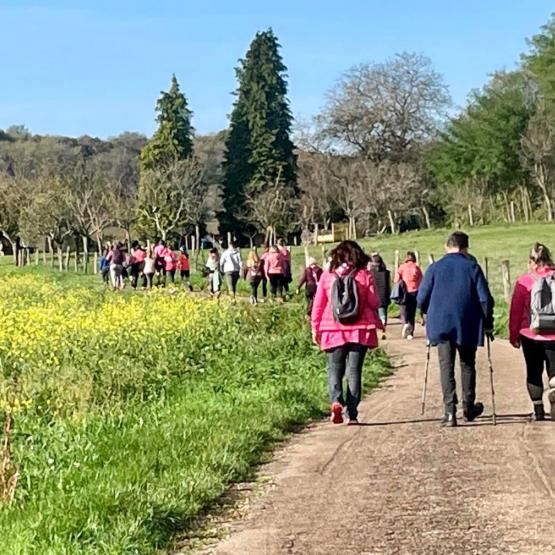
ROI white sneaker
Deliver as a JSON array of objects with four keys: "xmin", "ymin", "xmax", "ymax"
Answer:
[
  {"xmin": 549, "ymin": 377, "xmax": 555, "ymax": 421},
  {"xmin": 401, "ymin": 324, "xmax": 409, "ymax": 339},
  {"xmin": 407, "ymin": 335, "xmax": 414, "ymax": 341}
]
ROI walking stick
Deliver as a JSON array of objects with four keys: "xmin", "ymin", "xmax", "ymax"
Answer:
[
  {"xmin": 421, "ymin": 341, "xmax": 431, "ymax": 415},
  {"xmin": 487, "ymin": 336, "xmax": 497, "ymax": 426}
]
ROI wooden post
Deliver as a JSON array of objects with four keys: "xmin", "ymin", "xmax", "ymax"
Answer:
[
  {"xmin": 387, "ymin": 210, "xmax": 396, "ymax": 235},
  {"xmin": 57, "ymin": 247, "xmax": 63, "ymax": 271},
  {"xmin": 510, "ymin": 201, "xmax": 516, "ymax": 223},
  {"xmin": 82, "ymin": 236, "xmax": 88, "ymax": 273},
  {"xmin": 73, "ymin": 252, "xmax": 78, "ymax": 272},
  {"xmin": 428, "ymin": 253, "xmax": 435, "ymax": 266},
  {"xmin": 191, "ymin": 236, "xmax": 196, "ymax": 253},
  {"xmin": 35, "ymin": 249, "xmax": 39, "ymax": 266},
  {"xmin": 501, "ymin": 260, "xmax": 511, "ymax": 302},
  {"xmin": 394, "ymin": 250, "xmax": 400, "ymax": 270},
  {"xmin": 468, "ymin": 204, "xmax": 474, "ymax": 226},
  {"xmin": 93, "ymin": 252, "xmax": 98, "ymax": 274},
  {"xmin": 484, "ymin": 257, "xmax": 489, "ymax": 280},
  {"xmin": 64, "ymin": 247, "xmax": 70, "ymax": 271},
  {"xmin": 226, "ymin": 232, "xmax": 232, "ymax": 247},
  {"xmin": 415, "ymin": 251, "xmax": 420, "ymax": 266},
  {"xmin": 314, "ymin": 223, "xmax": 319, "ymax": 246},
  {"xmin": 42, "ymin": 249, "xmax": 46, "ymax": 265},
  {"xmin": 293, "ymin": 236, "xmax": 298, "ymax": 247}
]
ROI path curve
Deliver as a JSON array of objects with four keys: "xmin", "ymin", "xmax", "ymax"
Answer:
[{"xmin": 196, "ymin": 323, "xmax": 555, "ymax": 554}]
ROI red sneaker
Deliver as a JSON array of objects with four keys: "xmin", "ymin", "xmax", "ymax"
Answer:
[{"xmin": 330, "ymin": 402, "xmax": 344, "ymax": 424}]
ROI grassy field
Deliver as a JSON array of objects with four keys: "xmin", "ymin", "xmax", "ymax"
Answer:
[{"xmin": 0, "ymin": 267, "xmax": 388, "ymax": 554}]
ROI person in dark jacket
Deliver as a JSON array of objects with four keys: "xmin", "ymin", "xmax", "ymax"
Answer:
[
  {"xmin": 417, "ymin": 232, "xmax": 494, "ymax": 428},
  {"xmin": 297, "ymin": 257, "xmax": 323, "ymax": 315},
  {"xmin": 369, "ymin": 253, "xmax": 391, "ymax": 340}
]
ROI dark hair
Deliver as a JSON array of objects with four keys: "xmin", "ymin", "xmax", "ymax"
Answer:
[
  {"xmin": 131, "ymin": 240, "xmax": 139, "ymax": 249},
  {"xmin": 529, "ymin": 243, "xmax": 553, "ymax": 267},
  {"xmin": 229, "ymin": 240, "xmax": 237, "ymax": 249},
  {"xmin": 405, "ymin": 251, "xmax": 416, "ymax": 263},
  {"xmin": 329, "ymin": 240, "xmax": 370, "ymax": 271},
  {"xmin": 371, "ymin": 253, "xmax": 387, "ymax": 272},
  {"xmin": 446, "ymin": 231, "xmax": 469, "ymax": 249},
  {"xmin": 209, "ymin": 248, "xmax": 219, "ymax": 255}
]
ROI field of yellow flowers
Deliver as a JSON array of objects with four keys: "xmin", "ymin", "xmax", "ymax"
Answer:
[{"xmin": 0, "ymin": 272, "xmax": 387, "ymax": 554}]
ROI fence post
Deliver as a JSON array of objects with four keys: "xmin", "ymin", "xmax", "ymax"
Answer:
[
  {"xmin": 64, "ymin": 247, "xmax": 70, "ymax": 271},
  {"xmin": 35, "ymin": 249, "xmax": 39, "ymax": 266},
  {"xmin": 501, "ymin": 260, "xmax": 511, "ymax": 301},
  {"xmin": 415, "ymin": 251, "xmax": 420, "ymax": 266},
  {"xmin": 42, "ymin": 249, "xmax": 46, "ymax": 265},
  {"xmin": 394, "ymin": 250, "xmax": 400, "ymax": 270},
  {"xmin": 57, "ymin": 247, "xmax": 63, "ymax": 271},
  {"xmin": 428, "ymin": 253, "xmax": 435, "ymax": 266},
  {"xmin": 314, "ymin": 223, "xmax": 319, "ymax": 246},
  {"xmin": 73, "ymin": 252, "xmax": 78, "ymax": 272},
  {"xmin": 93, "ymin": 252, "xmax": 98, "ymax": 275}
]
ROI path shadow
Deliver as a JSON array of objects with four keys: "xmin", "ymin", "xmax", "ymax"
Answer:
[{"xmin": 357, "ymin": 412, "xmax": 534, "ymax": 428}]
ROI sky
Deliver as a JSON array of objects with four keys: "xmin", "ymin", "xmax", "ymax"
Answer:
[{"xmin": 0, "ymin": 0, "xmax": 553, "ymax": 139}]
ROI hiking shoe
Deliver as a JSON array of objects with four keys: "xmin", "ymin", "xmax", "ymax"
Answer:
[
  {"xmin": 406, "ymin": 334, "xmax": 414, "ymax": 341},
  {"xmin": 463, "ymin": 402, "xmax": 484, "ymax": 422},
  {"xmin": 401, "ymin": 324, "xmax": 409, "ymax": 339},
  {"xmin": 533, "ymin": 404, "xmax": 546, "ymax": 421},
  {"xmin": 381, "ymin": 333, "xmax": 387, "ymax": 341},
  {"xmin": 441, "ymin": 412, "xmax": 457, "ymax": 428},
  {"xmin": 330, "ymin": 402, "xmax": 344, "ymax": 424},
  {"xmin": 347, "ymin": 418, "xmax": 359, "ymax": 426}
]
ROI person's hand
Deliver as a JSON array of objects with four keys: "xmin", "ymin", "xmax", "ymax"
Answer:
[
  {"xmin": 312, "ymin": 330, "xmax": 320, "ymax": 345},
  {"xmin": 511, "ymin": 339, "xmax": 520, "ymax": 349},
  {"xmin": 485, "ymin": 329, "xmax": 495, "ymax": 342},
  {"xmin": 296, "ymin": 288, "xmax": 300, "ymax": 296}
]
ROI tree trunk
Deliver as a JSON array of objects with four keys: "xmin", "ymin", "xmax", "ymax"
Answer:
[
  {"xmin": 421, "ymin": 206, "xmax": 431, "ymax": 229},
  {"xmin": 387, "ymin": 210, "xmax": 396, "ymax": 235},
  {"xmin": 468, "ymin": 204, "xmax": 474, "ymax": 227},
  {"xmin": 82, "ymin": 236, "xmax": 88, "ymax": 273}
]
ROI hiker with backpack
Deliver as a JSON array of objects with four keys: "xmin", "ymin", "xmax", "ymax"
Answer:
[
  {"xmin": 417, "ymin": 232, "xmax": 494, "ymax": 428},
  {"xmin": 509, "ymin": 243, "xmax": 555, "ymax": 421},
  {"xmin": 311, "ymin": 240, "xmax": 382, "ymax": 425},
  {"xmin": 394, "ymin": 252, "xmax": 423, "ymax": 340},
  {"xmin": 297, "ymin": 257, "xmax": 323, "ymax": 316},
  {"xmin": 220, "ymin": 241, "xmax": 243, "ymax": 304},
  {"xmin": 265, "ymin": 245, "xmax": 286, "ymax": 302},
  {"xmin": 106, "ymin": 242, "xmax": 126, "ymax": 291},
  {"xmin": 244, "ymin": 248, "xmax": 263, "ymax": 304},
  {"xmin": 369, "ymin": 253, "xmax": 391, "ymax": 340}
]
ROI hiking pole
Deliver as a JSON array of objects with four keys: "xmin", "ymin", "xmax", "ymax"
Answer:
[
  {"xmin": 486, "ymin": 336, "xmax": 497, "ymax": 426},
  {"xmin": 421, "ymin": 340, "xmax": 431, "ymax": 416}
]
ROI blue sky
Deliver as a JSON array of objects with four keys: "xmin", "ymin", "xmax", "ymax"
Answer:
[{"xmin": 0, "ymin": 0, "xmax": 553, "ymax": 139}]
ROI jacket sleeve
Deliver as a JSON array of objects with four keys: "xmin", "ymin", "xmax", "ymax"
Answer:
[
  {"xmin": 385, "ymin": 270, "xmax": 391, "ymax": 302},
  {"xmin": 416, "ymin": 266, "xmax": 433, "ymax": 314},
  {"xmin": 509, "ymin": 280, "xmax": 527, "ymax": 344},
  {"xmin": 475, "ymin": 266, "xmax": 494, "ymax": 330},
  {"xmin": 311, "ymin": 275, "xmax": 328, "ymax": 334},
  {"xmin": 394, "ymin": 265, "xmax": 402, "ymax": 283}
]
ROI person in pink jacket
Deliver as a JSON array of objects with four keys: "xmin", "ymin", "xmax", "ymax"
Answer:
[
  {"xmin": 509, "ymin": 243, "xmax": 555, "ymax": 421},
  {"xmin": 394, "ymin": 252, "xmax": 423, "ymax": 340},
  {"xmin": 264, "ymin": 245, "xmax": 286, "ymax": 302},
  {"xmin": 311, "ymin": 240, "xmax": 382, "ymax": 425}
]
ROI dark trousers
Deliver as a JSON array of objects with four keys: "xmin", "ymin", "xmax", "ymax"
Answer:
[
  {"xmin": 225, "ymin": 271, "xmax": 240, "ymax": 295},
  {"xmin": 269, "ymin": 274, "xmax": 284, "ymax": 298},
  {"xmin": 306, "ymin": 282, "xmax": 317, "ymax": 316},
  {"xmin": 327, "ymin": 343, "xmax": 368, "ymax": 419},
  {"xmin": 130, "ymin": 263, "xmax": 143, "ymax": 289},
  {"xmin": 521, "ymin": 336, "xmax": 555, "ymax": 402},
  {"xmin": 400, "ymin": 292, "xmax": 418, "ymax": 333},
  {"xmin": 437, "ymin": 341, "xmax": 477, "ymax": 411},
  {"xmin": 249, "ymin": 277, "xmax": 261, "ymax": 301},
  {"xmin": 261, "ymin": 278, "xmax": 268, "ymax": 299}
]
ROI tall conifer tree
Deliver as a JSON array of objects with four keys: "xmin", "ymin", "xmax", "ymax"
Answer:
[
  {"xmin": 140, "ymin": 75, "xmax": 194, "ymax": 171},
  {"xmin": 222, "ymin": 29, "xmax": 297, "ymax": 234}
]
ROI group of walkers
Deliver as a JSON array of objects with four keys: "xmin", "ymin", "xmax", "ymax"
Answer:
[
  {"xmin": 100, "ymin": 240, "xmax": 193, "ymax": 291},
  {"xmin": 310, "ymin": 232, "xmax": 555, "ymax": 427}
]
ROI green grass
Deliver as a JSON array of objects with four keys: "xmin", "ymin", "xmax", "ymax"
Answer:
[{"xmin": 0, "ymin": 268, "xmax": 389, "ymax": 554}]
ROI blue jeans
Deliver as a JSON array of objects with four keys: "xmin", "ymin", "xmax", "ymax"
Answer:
[{"xmin": 327, "ymin": 343, "xmax": 368, "ymax": 419}]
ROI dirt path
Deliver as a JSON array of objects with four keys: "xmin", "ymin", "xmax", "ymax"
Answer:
[{"xmin": 197, "ymin": 322, "xmax": 555, "ymax": 554}]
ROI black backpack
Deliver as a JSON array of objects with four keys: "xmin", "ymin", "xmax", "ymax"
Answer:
[{"xmin": 331, "ymin": 269, "xmax": 360, "ymax": 324}]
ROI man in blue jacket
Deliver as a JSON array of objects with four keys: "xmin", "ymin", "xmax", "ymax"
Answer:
[{"xmin": 417, "ymin": 232, "xmax": 494, "ymax": 427}]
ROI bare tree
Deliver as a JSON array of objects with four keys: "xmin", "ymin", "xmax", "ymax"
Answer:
[
  {"xmin": 318, "ymin": 52, "xmax": 450, "ymax": 162},
  {"xmin": 521, "ymin": 103, "xmax": 555, "ymax": 221}
]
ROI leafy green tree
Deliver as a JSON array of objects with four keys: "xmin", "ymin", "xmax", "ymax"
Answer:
[
  {"xmin": 223, "ymin": 29, "xmax": 297, "ymax": 234},
  {"xmin": 525, "ymin": 14, "xmax": 555, "ymax": 125},
  {"xmin": 140, "ymin": 75, "xmax": 194, "ymax": 171}
]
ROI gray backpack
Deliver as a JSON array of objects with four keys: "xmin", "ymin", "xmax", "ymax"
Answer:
[
  {"xmin": 331, "ymin": 270, "xmax": 360, "ymax": 324},
  {"xmin": 530, "ymin": 272, "xmax": 555, "ymax": 332}
]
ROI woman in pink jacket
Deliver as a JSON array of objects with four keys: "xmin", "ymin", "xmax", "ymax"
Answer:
[
  {"xmin": 311, "ymin": 240, "xmax": 382, "ymax": 425},
  {"xmin": 509, "ymin": 243, "xmax": 555, "ymax": 421},
  {"xmin": 394, "ymin": 251, "xmax": 423, "ymax": 340}
]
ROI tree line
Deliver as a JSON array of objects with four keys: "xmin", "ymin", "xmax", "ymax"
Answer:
[{"xmin": 2, "ymin": 16, "xmax": 555, "ymax": 259}]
